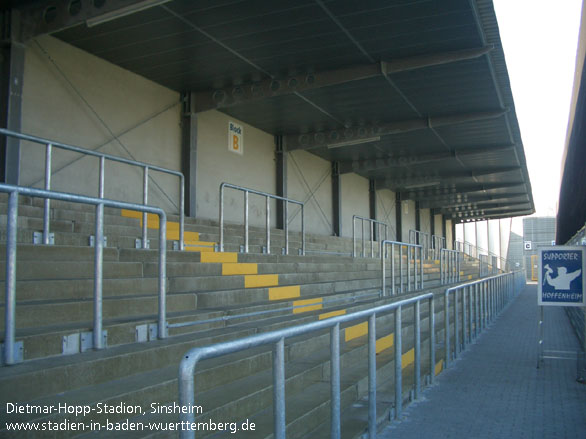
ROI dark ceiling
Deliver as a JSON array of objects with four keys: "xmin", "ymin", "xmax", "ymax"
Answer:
[{"xmin": 15, "ymin": 0, "xmax": 535, "ymax": 222}]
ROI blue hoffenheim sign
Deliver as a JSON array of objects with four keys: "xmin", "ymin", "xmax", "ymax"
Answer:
[{"xmin": 538, "ymin": 247, "xmax": 585, "ymax": 307}]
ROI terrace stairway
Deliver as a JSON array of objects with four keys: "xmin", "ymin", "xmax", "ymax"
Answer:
[{"xmin": 0, "ymin": 195, "xmax": 483, "ymax": 438}]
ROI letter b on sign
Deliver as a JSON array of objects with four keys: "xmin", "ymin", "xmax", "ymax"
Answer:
[{"xmin": 229, "ymin": 121, "xmax": 243, "ymax": 155}]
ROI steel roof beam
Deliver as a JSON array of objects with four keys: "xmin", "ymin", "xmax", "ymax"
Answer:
[
  {"xmin": 419, "ymin": 192, "xmax": 528, "ymax": 209},
  {"xmin": 440, "ymin": 201, "xmax": 533, "ymax": 215},
  {"xmin": 398, "ymin": 182, "xmax": 526, "ymax": 200},
  {"xmin": 339, "ymin": 143, "xmax": 514, "ymax": 174},
  {"xmin": 190, "ymin": 46, "xmax": 493, "ymax": 113},
  {"xmin": 286, "ymin": 109, "xmax": 508, "ymax": 151},
  {"xmin": 15, "ymin": 0, "xmax": 168, "ymax": 41}
]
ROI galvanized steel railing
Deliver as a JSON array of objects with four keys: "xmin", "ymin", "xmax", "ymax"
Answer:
[
  {"xmin": 219, "ymin": 183, "xmax": 305, "ymax": 255},
  {"xmin": 409, "ymin": 229, "xmax": 430, "ymax": 258},
  {"xmin": 479, "ymin": 254, "xmax": 489, "ymax": 277},
  {"xmin": 381, "ymin": 240, "xmax": 424, "ymax": 296},
  {"xmin": 443, "ymin": 271, "xmax": 525, "ymax": 368},
  {"xmin": 0, "ymin": 128, "xmax": 184, "ymax": 250},
  {"xmin": 440, "ymin": 248, "xmax": 461, "ymax": 285},
  {"xmin": 430, "ymin": 234, "xmax": 446, "ymax": 260},
  {"xmin": 1, "ymin": 183, "xmax": 167, "ymax": 366},
  {"xmin": 352, "ymin": 215, "xmax": 388, "ymax": 258},
  {"xmin": 178, "ymin": 292, "xmax": 435, "ymax": 439}
]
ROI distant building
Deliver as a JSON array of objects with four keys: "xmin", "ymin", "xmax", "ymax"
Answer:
[{"xmin": 522, "ymin": 217, "xmax": 556, "ymax": 280}]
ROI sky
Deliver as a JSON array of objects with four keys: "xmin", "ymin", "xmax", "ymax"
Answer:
[{"xmin": 493, "ymin": 0, "xmax": 583, "ymax": 221}]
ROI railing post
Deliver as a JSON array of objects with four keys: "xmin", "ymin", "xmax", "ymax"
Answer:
[
  {"xmin": 273, "ymin": 337, "xmax": 286, "ymax": 439},
  {"xmin": 445, "ymin": 291, "xmax": 450, "ymax": 368},
  {"xmin": 352, "ymin": 216, "xmax": 356, "ymax": 258},
  {"xmin": 179, "ymin": 175, "xmax": 185, "ymax": 251},
  {"xmin": 330, "ymin": 323, "xmax": 341, "ymax": 439},
  {"xmin": 381, "ymin": 241, "xmax": 386, "ymax": 296},
  {"xmin": 414, "ymin": 300, "xmax": 421, "ymax": 399},
  {"xmin": 454, "ymin": 289, "xmax": 459, "ymax": 357},
  {"xmin": 94, "ymin": 198, "xmax": 104, "ymax": 350},
  {"xmin": 462, "ymin": 286, "xmax": 467, "ymax": 349},
  {"xmin": 142, "ymin": 166, "xmax": 149, "ymax": 249},
  {"xmin": 429, "ymin": 296, "xmax": 436, "ymax": 384},
  {"xmin": 368, "ymin": 314, "xmax": 377, "ymax": 438},
  {"xmin": 391, "ymin": 243, "xmax": 395, "ymax": 295},
  {"xmin": 219, "ymin": 184, "xmax": 225, "ymax": 252},
  {"xmin": 43, "ymin": 143, "xmax": 52, "ymax": 245},
  {"xmin": 301, "ymin": 204, "xmax": 305, "ymax": 256},
  {"xmin": 399, "ymin": 245, "xmax": 404, "ymax": 293},
  {"xmin": 266, "ymin": 196, "xmax": 271, "ymax": 254},
  {"xmin": 420, "ymin": 246, "xmax": 424, "ymax": 289},
  {"xmin": 407, "ymin": 246, "xmax": 411, "ymax": 292},
  {"xmin": 244, "ymin": 191, "xmax": 249, "ymax": 253},
  {"xmin": 284, "ymin": 200, "xmax": 289, "ymax": 255},
  {"xmin": 362, "ymin": 219, "xmax": 365, "ymax": 258},
  {"xmin": 4, "ymin": 191, "xmax": 18, "ymax": 365},
  {"xmin": 370, "ymin": 220, "xmax": 374, "ymax": 259},
  {"xmin": 394, "ymin": 306, "xmax": 402, "ymax": 420},
  {"xmin": 158, "ymin": 213, "xmax": 167, "ymax": 339}
]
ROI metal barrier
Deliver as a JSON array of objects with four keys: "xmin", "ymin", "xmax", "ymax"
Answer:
[
  {"xmin": 490, "ymin": 255, "xmax": 498, "ymax": 274},
  {"xmin": 443, "ymin": 271, "xmax": 525, "ymax": 368},
  {"xmin": 1, "ymin": 184, "xmax": 167, "ymax": 365},
  {"xmin": 352, "ymin": 215, "xmax": 388, "ymax": 258},
  {"xmin": 381, "ymin": 240, "xmax": 424, "ymax": 296},
  {"xmin": 219, "ymin": 183, "xmax": 305, "ymax": 255},
  {"xmin": 479, "ymin": 254, "xmax": 489, "ymax": 277},
  {"xmin": 178, "ymin": 292, "xmax": 435, "ymax": 439},
  {"xmin": 409, "ymin": 229, "xmax": 430, "ymax": 258},
  {"xmin": 440, "ymin": 249, "xmax": 461, "ymax": 285},
  {"xmin": 0, "ymin": 128, "xmax": 184, "ymax": 250},
  {"xmin": 431, "ymin": 235, "xmax": 446, "ymax": 260}
]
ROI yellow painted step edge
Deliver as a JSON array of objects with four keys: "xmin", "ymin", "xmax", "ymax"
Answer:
[
  {"xmin": 245, "ymin": 274, "xmax": 279, "ymax": 288},
  {"xmin": 319, "ymin": 309, "xmax": 346, "ymax": 320},
  {"xmin": 222, "ymin": 263, "xmax": 258, "ymax": 276},
  {"xmin": 200, "ymin": 252, "xmax": 238, "ymax": 263},
  {"xmin": 269, "ymin": 285, "xmax": 300, "ymax": 301},
  {"xmin": 293, "ymin": 298, "xmax": 323, "ymax": 314}
]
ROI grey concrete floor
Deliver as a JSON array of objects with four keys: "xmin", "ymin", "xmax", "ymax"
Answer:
[{"xmin": 380, "ymin": 283, "xmax": 586, "ymax": 439}]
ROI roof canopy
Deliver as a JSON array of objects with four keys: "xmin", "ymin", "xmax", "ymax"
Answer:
[{"xmin": 14, "ymin": 0, "xmax": 535, "ymax": 222}]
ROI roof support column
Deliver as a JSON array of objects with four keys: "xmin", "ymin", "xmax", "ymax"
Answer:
[
  {"xmin": 451, "ymin": 219, "xmax": 456, "ymax": 251},
  {"xmin": 415, "ymin": 201, "xmax": 421, "ymax": 234},
  {"xmin": 395, "ymin": 193, "xmax": 402, "ymax": 242},
  {"xmin": 430, "ymin": 209, "xmax": 435, "ymax": 237},
  {"xmin": 332, "ymin": 161, "xmax": 341, "ymax": 236},
  {"xmin": 0, "ymin": 10, "xmax": 25, "ymax": 185},
  {"xmin": 275, "ymin": 135, "xmax": 287, "ymax": 230},
  {"xmin": 369, "ymin": 179, "xmax": 377, "ymax": 240},
  {"xmin": 180, "ymin": 92, "xmax": 198, "ymax": 217}
]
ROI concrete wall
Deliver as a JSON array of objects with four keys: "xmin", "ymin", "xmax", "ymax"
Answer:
[
  {"xmin": 446, "ymin": 219, "xmax": 453, "ymax": 249},
  {"xmin": 287, "ymin": 149, "xmax": 332, "ymax": 236},
  {"xmin": 434, "ymin": 214, "xmax": 443, "ymax": 238},
  {"xmin": 420, "ymin": 208, "xmax": 431, "ymax": 234},
  {"xmin": 196, "ymin": 110, "xmax": 276, "ymax": 228},
  {"xmin": 340, "ymin": 173, "xmax": 369, "ymax": 238},
  {"xmin": 21, "ymin": 35, "xmax": 181, "ymax": 212},
  {"xmin": 375, "ymin": 189, "xmax": 396, "ymax": 240},
  {"xmin": 401, "ymin": 200, "xmax": 416, "ymax": 242}
]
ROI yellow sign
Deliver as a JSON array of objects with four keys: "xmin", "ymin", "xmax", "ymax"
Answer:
[{"xmin": 229, "ymin": 121, "xmax": 243, "ymax": 155}]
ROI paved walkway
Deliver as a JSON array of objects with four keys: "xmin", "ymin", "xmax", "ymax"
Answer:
[{"xmin": 380, "ymin": 283, "xmax": 586, "ymax": 439}]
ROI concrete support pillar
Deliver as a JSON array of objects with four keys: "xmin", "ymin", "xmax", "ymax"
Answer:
[
  {"xmin": 415, "ymin": 201, "xmax": 421, "ymax": 233},
  {"xmin": 180, "ymin": 92, "xmax": 198, "ymax": 217},
  {"xmin": 430, "ymin": 209, "xmax": 435, "ymax": 237},
  {"xmin": 332, "ymin": 161, "xmax": 341, "ymax": 236},
  {"xmin": 0, "ymin": 10, "xmax": 25, "ymax": 184},
  {"xmin": 369, "ymin": 179, "xmax": 377, "ymax": 240},
  {"xmin": 275, "ymin": 135, "xmax": 287, "ymax": 230}
]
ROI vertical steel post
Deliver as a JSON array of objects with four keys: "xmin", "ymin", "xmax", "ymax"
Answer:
[
  {"xmin": 414, "ymin": 300, "xmax": 421, "ymax": 399},
  {"xmin": 420, "ymin": 247, "xmax": 424, "ymax": 289},
  {"xmin": 219, "ymin": 184, "xmax": 225, "ymax": 252},
  {"xmin": 368, "ymin": 314, "xmax": 377, "ymax": 438},
  {"xmin": 445, "ymin": 292, "xmax": 450, "ymax": 368},
  {"xmin": 381, "ymin": 242, "xmax": 386, "ymax": 296},
  {"xmin": 94, "ymin": 197, "xmax": 104, "ymax": 350},
  {"xmin": 301, "ymin": 205, "xmax": 305, "ymax": 255},
  {"xmin": 158, "ymin": 213, "xmax": 167, "ymax": 339},
  {"xmin": 331, "ymin": 324, "xmax": 341, "ymax": 439},
  {"xmin": 43, "ymin": 143, "xmax": 52, "ymax": 245},
  {"xmin": 391, "ymin": 243, "xmax": 395, "ymax": 295},
  {"xmin": 352, "ymin": 217, "xmax": 356, "ymax": 258},
  {"xmin": 284, "ymin": 200, "xmax": 289, "ymax": 255},
  {"xmin": 407, "ymin": 246, "xmax": 411, "ymax": 292},
  {"xmin": 266, "ymin": 196, "xmax": 271, "ymax": 254},
  {"xmin": 273, "ymin": 338, "xmax": 286, "ymax": 439},
  {"xmin": 399, "ymin": 245, "xmax": 404, "ymax": 294},
  {"xmin": 370, "ymin": 221, "xmax": 374, "ymax": 259},
  {"xmin": 429, "ymin": 297, "xmax": 436, "ymax": 384},
  {"xmin": 462, "ymin": 287, "xmax": 467, "ymax": 349},
  {"xmin": 4, "ymin": 191, "xmax": 18, "ymax": 365},
  {"xmin": 179, "ymin": 175, "xmax": 185, "ymax": 251},
  {"xmin": 394, "ymin": 306, "xmax": 402, "ymax": 419},
  {"xmin": 362, "ymin": 219, "xmax": 365, "ymax": 258},
  {"xmin": 142, "ymin": 166, "xmax": 149, "ymax": 249},
  {"xmin": 244, "ymin": 191, "xmax": 249, "ymax": 253},
  {"xmin": 454, "ymin": 289, "xmax": 459, "ymax": 357}
]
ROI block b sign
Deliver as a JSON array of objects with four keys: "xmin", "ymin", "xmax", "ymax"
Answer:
[
  {"xmin": 228, "ymin": 121, "xmax": 243, "ymax": 155},
  {"xmin": 538, "ymin": 247, "xmax": 585, "ymax": 306}
]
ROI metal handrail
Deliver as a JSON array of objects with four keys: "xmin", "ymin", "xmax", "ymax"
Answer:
[
  {"xmin": 440, "ymin": 249, "xmax": 461, "ymax": 285},
  {"xmin": 431, "ymin": 235, "xmax": 446, "ymax": 260},
  {"xmin": 1, "ymin": 183, "xmax": 167, "ymax": 366},
  {"xmin": 352, "ymin": 215, "xmax": 388, "ymax": 258},
  {"xmin": 479, "ymin": 254, "xmax": 489, "ymax": 277},
  {"xmin": 443, "ymin": 271, "xmax": 525, "ymax": 368},
  {"xmin": 219, "ymin": 183, "xmax": 305, "ymax": 255},
  {"xmin": 409, "ymin": 229, "xmax": 430, "ymax": 258},
  {"xmin": 381, "ymin": 240, "xmax": 424, "ymax": 296},
  {"xmin": 178, "ymin": 292, "xmax": 435, "ymax": 439},
  {"xmin": 0, "ymin": 128, "xmax": 184, "ymax": 250}
]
